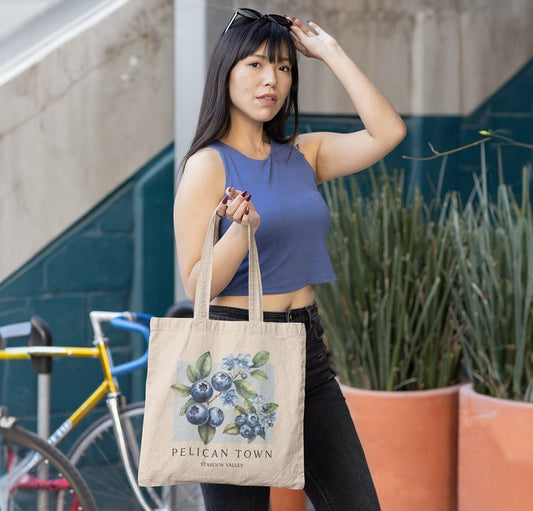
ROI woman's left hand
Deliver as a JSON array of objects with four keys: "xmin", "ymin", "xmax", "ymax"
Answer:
[{"xmin": 288, "ymin": 18, "xmax": 340, "ymax": 61}]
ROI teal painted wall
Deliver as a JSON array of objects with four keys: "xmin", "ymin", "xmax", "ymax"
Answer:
[
  {"xmin": 458, "ymin": 57, "xmax": 533, "ymax": 202},
  {"xmin": 0, "ymin": 145, "xmax": 175, "ymax": 448}
]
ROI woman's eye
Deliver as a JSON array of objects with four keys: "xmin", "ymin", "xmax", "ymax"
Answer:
[
  {"xmin": 280, "ymin": 65, "xmax": 290, "ymax": 72},
  {"xmin": 249, "ymin": 62, "xmax": 260, "ymax": 68}
]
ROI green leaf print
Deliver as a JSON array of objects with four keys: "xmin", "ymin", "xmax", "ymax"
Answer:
[
  {"xmin": 198, "ymin": 423, "xmax": 216, "ymax": 445},
  {"xmin": 186, "ymin": 365, "xmax": 201, "ymax": 383},
  {"xmin": 234, "ymin": 405, "xmax": 247, "ymax": 416},
  {"xmin": 251, "ymin": 351, "xmax": 269, "ymax": 368},
  {"xmin": 171, "ymin": 383, "xmax": 191, "ymax": 397},
  {"xmin": 250, "ymin": 369, "xmax": 268, "ymax": 380},
  {"xmin": 223, "ymin": 423, "xmax": 240, "ymax": 435},
  {"xmin": 234, "ymin": 380, "xmax": 258, "ymax": 399},
  {"xmin": 196, "ymin": 351, "xmax": 212, "ymax": 379},
  {"xmin": 180, "ymin": 397, "xmax": 196, "ymax": 416},
  {"xmin": 262, "ymin": 403, "xmax": 279, "ymax": 413}
]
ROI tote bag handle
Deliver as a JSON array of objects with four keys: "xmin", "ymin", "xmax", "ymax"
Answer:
[{"xmin": 194, "ymin": 210, "xmax": 263, "ymax": 323}]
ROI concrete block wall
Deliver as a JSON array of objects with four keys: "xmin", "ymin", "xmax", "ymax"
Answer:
[
  {"xmin": 0, "ymin": 0, "xmax": 174, "ymax": 283},
  {"xmin": 242, "ymin": 0, "xmax": 533, "ymax": 117}
]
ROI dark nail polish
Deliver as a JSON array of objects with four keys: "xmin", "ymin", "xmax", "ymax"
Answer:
[
  {"xmin": 245, "ymin": 207, "xmax": 249, "ymax": 215},
  {"xmin": 245, "ymin": 194, "xmax": 252, "ymax": 202},
  {"xmin": 241, "ymin": 190, "xmax": 248, "ymax": 197},
  {"xmin": 222, "ymin": 195, "xmax": 229, "ymax": 204}
]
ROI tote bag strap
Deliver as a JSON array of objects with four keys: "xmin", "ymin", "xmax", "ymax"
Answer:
[{"xmin": 194, "ymin": 210, "xmax": 263, "ymax": 323}]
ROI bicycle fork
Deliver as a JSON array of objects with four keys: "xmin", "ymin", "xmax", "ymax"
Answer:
[{"xmin": 106, "ymin": 395, "xmax": 168, "ymax": 511}]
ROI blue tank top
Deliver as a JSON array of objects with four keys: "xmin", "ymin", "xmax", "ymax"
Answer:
[{"xmin": 209, "ymin": 139, "xmax": 335, "ymax": 296}]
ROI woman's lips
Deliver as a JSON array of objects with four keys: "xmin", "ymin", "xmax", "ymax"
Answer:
[{"xmin": 257, "ymin": 94, "xmax": 277, "ymax": 104}]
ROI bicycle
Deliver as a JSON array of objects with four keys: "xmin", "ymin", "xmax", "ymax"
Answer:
[
  {"xmin": 0, "ymin": 311, "xmax": 203, "ymax": 511},
  {"xmin": 0, "ymin": 320, "xmax": 97, "ymax": 511}
]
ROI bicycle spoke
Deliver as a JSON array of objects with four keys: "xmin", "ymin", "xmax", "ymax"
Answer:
[
  {"xmin": 68, "ymin": 403, "xmax": 204, "ymax": 510},
  {"xmin": 0, "ymin": 426, "xmax": 96, "ymax": 511}
]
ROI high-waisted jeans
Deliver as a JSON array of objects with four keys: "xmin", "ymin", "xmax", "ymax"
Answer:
[{"xmin": 201, "ymin": 302, "xmax": 381, "ymax": 511}]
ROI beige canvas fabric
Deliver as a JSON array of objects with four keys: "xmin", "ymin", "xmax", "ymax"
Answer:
[{"xmin": 138, "ymin": 210, "xmax": 306, "ymax": 489}]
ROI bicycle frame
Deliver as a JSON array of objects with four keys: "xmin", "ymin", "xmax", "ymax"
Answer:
[
  {"xmin": 0, "ymin": 311, "xmax": 157, "ymax": 511},
  {"xmin": 0, "ymin": 343, "xmax": 114, "ymax": 441}
]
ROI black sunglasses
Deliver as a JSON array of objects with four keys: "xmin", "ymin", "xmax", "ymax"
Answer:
[{"xmin": 224, "ymin": 8, "xmax": 293, "ymax": 34}]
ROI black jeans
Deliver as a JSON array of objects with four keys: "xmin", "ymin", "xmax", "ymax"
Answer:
[{"xmin": 201, "ymin": 303, "xmax": 381, "ymax": 511}]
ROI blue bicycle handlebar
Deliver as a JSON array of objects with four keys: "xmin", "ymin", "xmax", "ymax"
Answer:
[{"xmin": 109, "ymin": 314, "xmax": 152, "ymax": 376}]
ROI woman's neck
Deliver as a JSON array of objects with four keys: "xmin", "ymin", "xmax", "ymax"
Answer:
[{"xmin": 220, "ymin": 125, "xmax": 271, "ymax": 160}]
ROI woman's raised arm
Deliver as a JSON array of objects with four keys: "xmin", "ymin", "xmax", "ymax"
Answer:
[{"xmin": 291, "ymin": 18, "xmax": 406, "ymax": 183}]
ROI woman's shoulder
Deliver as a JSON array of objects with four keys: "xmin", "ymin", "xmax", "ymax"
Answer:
[
  {"xmin": 291, "ymin": 133, "xmax": 324, "ymax": 173},
  {"xmin": 187, "ymin": 145, "xmax": 222, "ymax": 164},
  {"xmin": 294, "ymin": 132, "xmax": 324, "ymax": 152},
  {"xmin": 182, "ymin": 146, "xmax": 225, "ymax": 184},
  {"xmin": 185, "ymin": 146, "xmax": 224, "ymax": 171}
]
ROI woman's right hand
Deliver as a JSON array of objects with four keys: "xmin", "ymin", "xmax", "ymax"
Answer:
[{"xmin": 216, "ymin": 186, "xmax": 261, "ymax": 232}]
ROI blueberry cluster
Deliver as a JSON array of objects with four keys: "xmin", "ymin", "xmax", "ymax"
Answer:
[
  {"xmin": 235, "ymin": 413, "xmax": 262, "ymax": 438},
  {"xmin": 223, "ymin": 396, "xmax": 278, "ymax": 442},
  {"xmin": 171, "ymin": 351, "xmax": 277, "ymax": 445},
  {"xmin": 184, "ymin": 371, "xmax": 234, "ymax": 426}
]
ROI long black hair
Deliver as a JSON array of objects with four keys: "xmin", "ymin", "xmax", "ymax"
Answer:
[{"xmin": 181, "ymin": 15, "xmax": 299, "ymax": 168}]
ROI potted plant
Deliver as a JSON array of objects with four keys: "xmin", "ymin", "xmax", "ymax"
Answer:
[
  {"xmin": 452, "ymin": 166, "xmax": 533, "ymax": 511},
  {"xmin": 315, "ymin": 169, "xmax": 463, "ymax": 511}
]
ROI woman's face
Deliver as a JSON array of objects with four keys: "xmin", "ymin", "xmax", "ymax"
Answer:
[{"xmin": 227, "ymin": 41, "xmax": 292, "ymax": 126}]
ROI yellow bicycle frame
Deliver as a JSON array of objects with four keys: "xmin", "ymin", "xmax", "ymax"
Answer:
[{"xmin": 0, "ymin": 341, "xmax": 119, "ymax": 441}]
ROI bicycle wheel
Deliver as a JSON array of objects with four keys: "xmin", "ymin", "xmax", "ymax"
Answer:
[
  {"xmin": 68, "ymin": 402, "xmax": 204, "ymax": 511},
  {"xmin": 0, "ymin": 424, "xmax": 97, "ymax": 511}
]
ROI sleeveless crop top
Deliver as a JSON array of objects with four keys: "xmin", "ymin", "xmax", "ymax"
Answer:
[{"xmin": 209, "ymin": 139, "xmax": 335, "ymax": 296}]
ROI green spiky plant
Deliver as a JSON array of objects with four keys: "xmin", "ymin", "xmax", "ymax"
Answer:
[
  {"xmin": 452, "ymin": 158, "xmax": 533, "ymax": 402},
  {"xmin": 315, "ymin": 169, "xmax": 463, "ymax": 391}
]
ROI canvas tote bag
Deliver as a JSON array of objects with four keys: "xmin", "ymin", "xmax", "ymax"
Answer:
[{"xmin": 138, "ymin": 210, "xmax": 306, "ymax": 489}]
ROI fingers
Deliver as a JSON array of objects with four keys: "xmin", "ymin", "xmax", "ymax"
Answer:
[
  {"xmin": 289, "ymin": 17, "xmax": 319, "ymax": 37},
  {"xmin": 227, "ymin": 190, "xmax": 252, "ymax": 224},
  {"xmin": 217, "ymin": 186, "xmax": 253, "ymax": 225},
  {"xmin": 216, "ymin": 186, "xmax": 237, "ymax": 216},
  {"xmin": 215, "ymin": 192, "xmax": 230, "ymax": 217},
  {"xmin": 288, "ymin": 19, "xmax": 320, "ymax": 57},
  {"xmin": 288, "ymin": 16, "xmax": 334, "ymax": 59}
]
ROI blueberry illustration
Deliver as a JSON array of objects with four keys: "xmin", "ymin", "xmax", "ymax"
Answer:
[
  {"xmin": 240, "ymin": 424, "xmax": 253, "ymax": 438},
  {"xmin": 247, "ymin": 413, "xmax": 259, "ymax": 427},
  {"xmin": 235, "ymin": 414, "xmax": 246, "ymax": 427},
  {"xmin": 208, "ymin": 407, "xmax": 225, "ymax": 427},
  {"xmin": 190, "ymin": 380, "xmax": 214, "ymax": 403},
  {"xmin": 241, "ymin": 373, "xmax": 248, "ymax": 379},
  {"xmin": 186, "ymin": 403, "xmax": 209, "ymax": 425},
  {"xmin": 253, "ymin": 425, "xmax": 264, "ymax": 436},
  {"xmin": 211, "ymin": 371, "xmax": 232, "ymax": 392}
]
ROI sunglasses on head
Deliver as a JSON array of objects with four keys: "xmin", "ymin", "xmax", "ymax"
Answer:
[{"xmin": 224, "ymin": 8, "xmax": 293, "ymax": 34}]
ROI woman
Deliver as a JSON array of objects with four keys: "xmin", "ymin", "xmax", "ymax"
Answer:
[{"xmin": 175, "ymin": 8, "xmax": 406, "ymax": 511}]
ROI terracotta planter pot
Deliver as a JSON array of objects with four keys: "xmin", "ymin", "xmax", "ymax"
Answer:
[
  {"xmin": 458, "ymin": 384, "xmax": 533, "ymax": 511},
  {"xmin": 341, "ymin": 383, "xmax": 461, "ymax": 511},
  {"xmin": 270, "ymin": 487, "xmax": 306, "ymax": 511}
]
